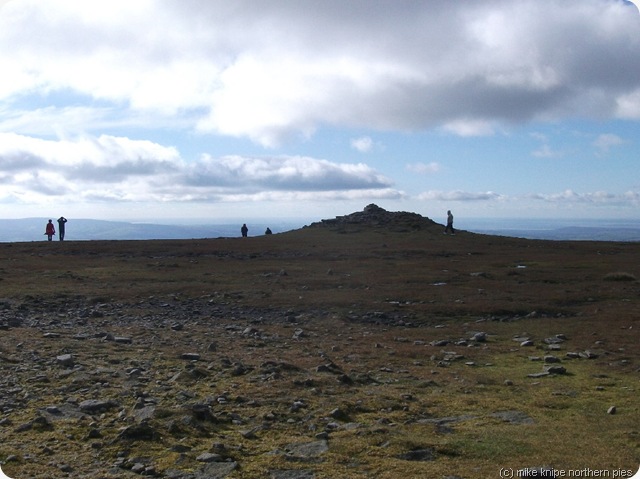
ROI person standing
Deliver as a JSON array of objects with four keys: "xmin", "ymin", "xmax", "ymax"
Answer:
[
  {"xmin": 57, "ymin": 216, "xmax": 68, "ymax": 241},
  {"xmin": 444, "ymin": 210, "xmax": 455, "ymax": 235},
  {"xmin": 241, "ymin": 223, "xmax": 248, "ymax": 237},
  {"xmin": 45, "ymin": 219, "xmax": 56, "ymax": 241}
]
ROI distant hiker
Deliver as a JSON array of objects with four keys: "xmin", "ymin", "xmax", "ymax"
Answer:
[
  {"xmin": 241, "ymin": 223, "xmax": 248, "ymax": 237},
  {"xmin": 444, "ymin": 210, "xmax": 455, "ymax": 235},
  {"xmin": 265, "ymin": 227, "xmax": 272, "ymax": 235},
  {"xmin": 45, "ymin": 219, "xmax": 56, "ymax": 241},
  {"xmin": 57, "ymin": 216, "xmax": 68, "ymax": 241}
]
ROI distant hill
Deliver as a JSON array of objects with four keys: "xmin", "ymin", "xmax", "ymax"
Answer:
[
  {"xmin": 2, "ymin": 208, "xmax": 639, "ymax": 242},
  {"xmin": 472, "ymin": 226, "xmax": 640, "ymax": 242},
  {"xmin": 0, "ymin": 218, "xmax": 286, "ymax": 242}
]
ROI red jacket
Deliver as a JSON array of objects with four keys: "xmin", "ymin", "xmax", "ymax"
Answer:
[{"xmin": 45, "ymin": 223, "xmax": 55, "ymax": 235}]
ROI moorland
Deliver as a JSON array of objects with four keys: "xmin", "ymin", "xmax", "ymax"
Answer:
[{"xmin": 0, "ymin": 204, "xmax": 638, "ymax": 479}]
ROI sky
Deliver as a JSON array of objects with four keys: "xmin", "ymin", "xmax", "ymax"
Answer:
[{"xmin": 0, "ymin": 0, "xmax": 639, "ymax": 224}]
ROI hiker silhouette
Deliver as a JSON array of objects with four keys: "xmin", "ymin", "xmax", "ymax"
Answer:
[{"xmin": 44, "ymin": 219, "xmax": 56, "ymax": 241}]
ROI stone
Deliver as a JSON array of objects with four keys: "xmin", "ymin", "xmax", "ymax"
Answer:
[
  {"xmin": 56, "ymin": 354, "xmax": 74, "ymax": 368},
  {"xmin": 491, "ymin": 410, "xmax": 534, "ymax": 425},
  {"xmin": 330, "ymin": 408, "xmax": 349, "ymax": 421},
  {"xmin": 270, "ymin": 470, "xmax": 316, "ymax": 479},
  {"xmin": 543, "ymin": 365, "xmax": 567, "ymax": 375},
  {"xmin": 134, "ymin": 405, "xmax": 156, "ymax": 423},
  {"xmin": 117, "ymin": 422, "xmax": 158, "ymax": 441},
  {"xmin": 285, "ymin": 440, "xmax": 329, "ymax": 460},
  {"xmin": 471, "ymin": 332, "xmax": 487, "ymax": 342},
  {"xmin": 396, "ymin": 448, "xmax": 435, "ymax": 461},
  {"xmin": 527, "ymin": 372, "xmax": 550, "ymax": 378},
  {"xmin": 607, "ymin": 406, "xmax": 617, "ymax": 415},
  {"xmin": 196, "ymin": 452, "xmax": 223, "ymax": 463},
  {"xmin": 180, "ymin": 353, "xmax": 201, "ymax": 361},
  {"xmin": 79, "ymin": 399, "xmax": 118, "ymax": 413},
  {"xmin": 579, "ymin": 350, "xmax": 599, "ymax": 359},
  {"xmin": 196, "ymin": 461, "xmax": 238, "ymax": 478}
]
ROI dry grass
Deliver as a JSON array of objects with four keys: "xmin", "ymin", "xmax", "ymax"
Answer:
[{"xmin": 0, "ymin": 221, "xmax": 639, "ymax": 478}]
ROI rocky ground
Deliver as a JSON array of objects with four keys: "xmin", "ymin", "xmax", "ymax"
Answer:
[{"xmin": 0, "ymin": 205, "xmax": 638, "ymax": 478}]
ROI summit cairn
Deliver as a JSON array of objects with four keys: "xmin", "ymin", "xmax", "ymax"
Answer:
[{"xmin": 310, "ymin": 204, "xmax": 438, "ymax": 232}]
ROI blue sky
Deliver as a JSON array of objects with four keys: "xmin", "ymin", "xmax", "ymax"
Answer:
[{"xmin": 0, "ymin": 0, "xmax": 639, "ymax": 223}]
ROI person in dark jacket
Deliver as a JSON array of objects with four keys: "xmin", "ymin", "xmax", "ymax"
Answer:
[
  {"xmin": 241, "ymin": 224, "xmax": 248, "ymax": 237},
  {"xmin": 45, "ymin": 219, "xmax": 56, "ymax": 241},
  {"xmin": 444, "ymin": 210, "xmax": 455, "ymax": 235},
  {"xmin": 57, "ymin": 216, "xmax": 68, "ymax": 241}
]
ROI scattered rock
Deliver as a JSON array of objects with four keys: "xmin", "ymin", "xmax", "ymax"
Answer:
[
  {"xmin": 270, "ymin": 470, "xmax": 316, "ymax": 479},
  {"xmin": 396, "ymin": 448, "xmax": 435, "ymax": 461},
  {"xmin": 491, "ymin": 410, "xmax": 534, "ymax": 425},
  {"xmin": 579, "ymin": 350, "xmax": 599, "ymax": 359},
  {"xmin": 471, "ymin": 331, "xmax": 487, "ymax": 342},
  {"xmin": 543, "ymin": 365, "xmax": 567, "ymax": 375},
  {"xmin": 79, "ymin": 399, "xmax": 119, "ymax": 413},
  {"xmin": 196, "ymin": 452, "xmax": 223, "ymax": 463},
  {"xmin": 56, "ymin": 353, "xmax": 74, "ymax": 368},
  {"xmin": 284, "ymin": 440, "xmax": 329, "ymax": 461},
  {"xmin": 180, "ymin": 353, "xmax": 201, "ymax": 361}
]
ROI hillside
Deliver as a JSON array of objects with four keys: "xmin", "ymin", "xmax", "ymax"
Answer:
[{"xmin": 0, "ymin": 205, "xmax": 638, "ymax": 479}]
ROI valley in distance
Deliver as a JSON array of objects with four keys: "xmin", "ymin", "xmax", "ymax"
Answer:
[{"xmin": 0, "ymin": 204, "xmax": 638, "ymax": 479}]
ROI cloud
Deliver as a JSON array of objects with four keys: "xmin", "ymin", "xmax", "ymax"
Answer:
[
  {"xmin": 1, "ymin": 1, "xmax": 639, "ymax": 146},
  {"xmin": 593, "ymin": 133, "xmax": 624, "ymax": 153},
  {"xmin": 615, "ymin": 88, "xmax": 640, "ymax": 118},
  {"xmin": 528, "ymin": 189, "xmax": 637, "ymax": 205},
  {"xmin": 417, "ymin": 190, "xmax": 505, "ymax": 201},
  {"xmin": 532, "ymin": 144, "xmax": 563, "ymax": 158},
  {"xmin": 184, "ymin": 154, "xmax": 394, "ymax": 192},
  {"xmin": 416, "ymin": 188, "xmax": 640, "ymax": 211},
  {"xmin": 350, "ymin": 136, "xmax": 374, "ymax": 153},
  {"xmin": 0, "ymin": 133, "xmax": 398, "ymax": 204},
  {"xmin": 406, "ymin": 162, "xmax": 441, "ymax": 174},
  {"xmin": 441, "ymin": 119, "xmax": 497, "ymax": 137}
]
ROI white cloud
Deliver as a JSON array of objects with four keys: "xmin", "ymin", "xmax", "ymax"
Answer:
[
  {"xmin": 529, "ymin": 189, "xmax": 635, "ymax": 205},
  {"xmin": 615, "ymin": 88, "xmax": 640, "ymax": 119},
  {"xmin": 406, "ymin": 162, "xmax": 441, "ymax": 174},
  {"xmin": 417, "ymin": 190, "xmax": 504, "ymax": 201},
  {"xmin": 532, "ymin": 144, "xmax": 563, "ymax": 158},
  {"xmin": 0, "ymin": 1, "xmax": 638, "ymax": 146},
  {"xmin": 441, "ymin": 119, "xmax": 497, "ymax": 137},
  {"xmin": 416, "ymin": 188, "xmax": 640, "ymax": 212},
  {"xmin": 0, "ymin": 132, "xmax": 398, "ymax": 205},
  {"xmin": 593, "ymin": 133, "xmax": 624, "ymax": 153},
  {"xmin": 350, "ymin": 136, "xmax": 374, "ymax": 153}
]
